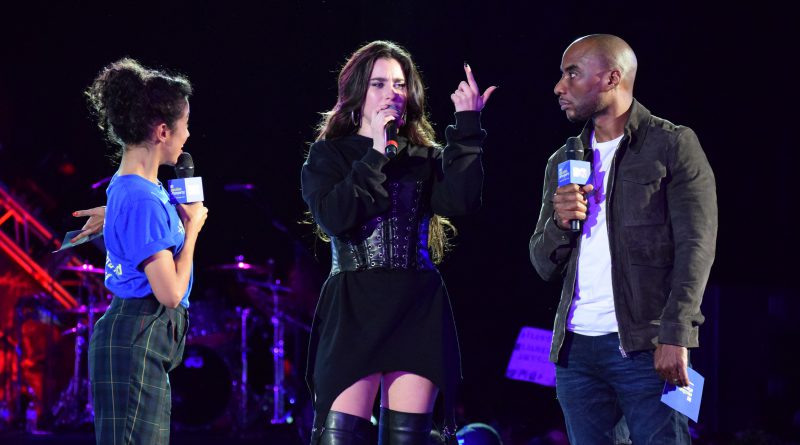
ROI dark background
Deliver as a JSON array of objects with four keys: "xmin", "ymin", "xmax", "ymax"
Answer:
[{"xmin": 0, "ymin": 1, "xmax": 794, "ymax": 443}]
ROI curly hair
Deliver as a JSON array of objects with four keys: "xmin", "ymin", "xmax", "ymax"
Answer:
[
  {"xmin": 313, "ymin": 41, "xmax": 456, "ymax": 263},
  {"xmin": 86, "ymin": 57, "xmax": 192, "ymax": 160}
]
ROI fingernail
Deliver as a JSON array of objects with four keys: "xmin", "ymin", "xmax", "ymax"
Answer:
[
  {"xmin": 464, "ymin": 61, "xmax": 469, "ymax": 67},
  {"xmin": 72, "ymin": 211, "xmax": 78, "ymax": 216}
]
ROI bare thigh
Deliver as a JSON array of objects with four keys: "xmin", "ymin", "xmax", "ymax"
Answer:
[
  {"xmin": 329, "ymin": 372, "xmax": 382, "ymax": 419},
  {"xmin": 381, "ymin": 371, "xmax": 438, "ymax": 413}
]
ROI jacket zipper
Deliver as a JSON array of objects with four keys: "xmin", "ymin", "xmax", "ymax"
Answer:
[{"xmin": 606, "ymin": 136, "xmax": 628, "ymax": 357}]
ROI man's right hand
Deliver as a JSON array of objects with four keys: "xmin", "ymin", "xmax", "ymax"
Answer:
[
  {"xmin": 552, "ymin": 183, "xmax": 594, "ymax": 230},
  {"xmin": 70, "ymin": 206, "xmax": 106, "ymax": 243}
]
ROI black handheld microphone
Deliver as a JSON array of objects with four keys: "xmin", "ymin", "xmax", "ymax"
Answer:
[
  {"xmin": 385, "ymin": 119, "xmax": 398, "ymax": 158},
  {"xmin": 175, "ymin": 152, "xmax": 195, "ymax": 178},
  {"xmin": 168, "ymin": 152, "xmax": 204, "ymax": 203},
  {"xmin": 384, "ymin": 104, "xmax": 400, "ymax": 159},
  {"xmin": 564, "ymin": 137, "xmax": 588, "ymax": 232}
]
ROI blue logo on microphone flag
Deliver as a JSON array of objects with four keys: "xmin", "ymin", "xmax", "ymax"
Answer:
[
  {"xmin": 168, "ymin": 177, "xmax": 204, "ymax": 204},
  {"xmin": 557, "ymin": 160, "xmax": 591, "ymax": 187}
]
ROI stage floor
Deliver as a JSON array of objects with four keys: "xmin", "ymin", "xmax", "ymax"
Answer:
[{"xmin": 0, "ymin": 429, "xmax": 305, "ymax": 445}]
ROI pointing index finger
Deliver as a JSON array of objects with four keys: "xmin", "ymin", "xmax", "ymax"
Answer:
[{"xmin": 464, "ymin": 63, "xmax": 479, "ymax": 94}]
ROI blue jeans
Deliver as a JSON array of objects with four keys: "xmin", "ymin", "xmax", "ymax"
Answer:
[{"xmin": 555, "ymin": 332, "xmax": 689, "ymax": 444}]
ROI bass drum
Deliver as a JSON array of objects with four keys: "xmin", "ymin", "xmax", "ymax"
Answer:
[{"xmin": 170, "ymin": 344, "xmax": 232, "ymax": 429}]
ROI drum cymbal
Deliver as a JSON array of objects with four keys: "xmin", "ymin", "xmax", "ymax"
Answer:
[
  {"xmin": 245, "ymin": 279, "xmax": 293, "ymax": 293},
  {"xmin": 61, "ymin": 264, "xmax": 104, "ymax": 274},
  {"xmin": 207, "ymin": 261, "xmax": 270, "ymax": 274}
]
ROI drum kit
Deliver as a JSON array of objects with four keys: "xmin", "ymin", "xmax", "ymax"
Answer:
[
  {"xmin": 173, "ymin": 256, "xmax": 312, "ymax": 433},
  {"xmin": 0, "ymin": 255, "xmax": 311, "ymax": 436}
]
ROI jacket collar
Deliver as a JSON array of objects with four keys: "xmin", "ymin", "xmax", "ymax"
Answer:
[{"xmin": 577, "ymin": 98, "xmax": 651, "ymax": 154}]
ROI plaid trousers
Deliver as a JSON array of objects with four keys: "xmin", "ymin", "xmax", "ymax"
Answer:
[{"xmin": 89, "ymin": 296, "xmax": 188, "ymax": 445}]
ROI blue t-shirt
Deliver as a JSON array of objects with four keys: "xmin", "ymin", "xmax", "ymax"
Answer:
[{"xmin": 104, "ymin": 174, "xmax": 192, "ymax": 308}]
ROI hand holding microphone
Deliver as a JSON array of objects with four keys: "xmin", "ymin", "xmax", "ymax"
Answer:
[
  {"xmin": 169, "ymin": 152, "xmax": 208, "ymax": 235},
  {"xmin": 553, "ymin": 137, "xmax": 592, "ymax": 232},
  {"xmin": 369, "ymin": 104, "xmax": 401, "ymax": 157},
  {"xmin": 176, "ymin": 200, "xmax": 208, "ymax": 236}
]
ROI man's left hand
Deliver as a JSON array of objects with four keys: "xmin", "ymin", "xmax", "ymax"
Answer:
[{"xmin": 654, "ymin": 343, "xmax": 690, "ymax": 387}]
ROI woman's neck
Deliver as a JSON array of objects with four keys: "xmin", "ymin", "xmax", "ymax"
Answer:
[{"xmin": 118, "ymin": 143, "xmax": 161, "ymax": 183}]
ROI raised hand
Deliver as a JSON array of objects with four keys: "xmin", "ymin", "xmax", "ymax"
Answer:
[{"xmin": 451, "ymin": 63, "xmax": 497, "ymax": 112}]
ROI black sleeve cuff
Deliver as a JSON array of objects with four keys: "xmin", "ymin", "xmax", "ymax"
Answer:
[
  {"xmin": 446, "ymin": 111, "xmax": 485, "ymax": 141},
  {"xmin": 545, "ymin": 217, "xmax": 580, "ymax": 245}
]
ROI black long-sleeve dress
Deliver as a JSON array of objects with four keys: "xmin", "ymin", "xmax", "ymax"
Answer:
[{"xmin": 301, "ymin": 111, "xmax": 486, "ymax": 440}]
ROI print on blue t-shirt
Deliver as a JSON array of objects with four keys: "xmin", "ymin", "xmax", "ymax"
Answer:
[{"xmin": 103, "ymin": 174, "xmax": 192, "ymax": 308}]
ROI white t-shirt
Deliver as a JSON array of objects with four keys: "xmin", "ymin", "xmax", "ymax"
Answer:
[{"xmin": 566, "ymin": 131, "xmax": 624, "ymax": 336}]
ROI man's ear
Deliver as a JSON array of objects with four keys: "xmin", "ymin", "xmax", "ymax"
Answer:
[{"xmin": 607, "ymin": 69, "xmax": 622, "ymax": 90}]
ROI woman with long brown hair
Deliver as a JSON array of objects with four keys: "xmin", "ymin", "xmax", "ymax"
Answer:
[{"xmin": 301, "ymin": 41, "xmax": 495, "ymax": 445}]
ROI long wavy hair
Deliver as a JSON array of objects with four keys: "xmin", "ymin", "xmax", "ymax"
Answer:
[{"xmin": 313, "ymin": 40, "xmax": 455, "ymax": 263}]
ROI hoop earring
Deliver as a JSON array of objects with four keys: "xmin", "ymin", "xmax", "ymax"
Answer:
[{"xmin": 350, "ymin": 110, "xmax": 361, "ymax": 127}]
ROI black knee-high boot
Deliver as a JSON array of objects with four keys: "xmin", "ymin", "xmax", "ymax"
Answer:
[
  {"xmin": 378, "ymin": 407, "xmax": 391, "ymax": 445},
  {"xmin": 318, "ymin": 410, "xmax": 374, "ymax": 445},
  {"xmin": 378, "ymin": 407, "xmax": 433, "ymax": 445}
]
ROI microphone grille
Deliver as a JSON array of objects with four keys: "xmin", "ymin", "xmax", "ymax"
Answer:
[
  {"xmin": 175, "ymin": 152, "xmax": 195, "ymax": 178},
  {"xmin": 565, "ymin": 137, "xmax": 584, "ymax": 161}
]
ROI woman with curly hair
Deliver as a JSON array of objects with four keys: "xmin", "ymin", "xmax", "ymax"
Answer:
[
  {"xmin": 302, "ymin": 41, "xmax": 495, "ymax": 445},
  {"xmin": 85, "ymin": 57, "xmax": 207, "ymax": 445}
]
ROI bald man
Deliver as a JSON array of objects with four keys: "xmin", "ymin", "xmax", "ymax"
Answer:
[{"xmin": 530, "ymin": 34, "xmax": 717, "ymax": 443}]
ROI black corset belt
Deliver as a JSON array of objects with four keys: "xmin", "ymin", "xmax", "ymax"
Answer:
[{"xmin": 329, "ymin": 180, "xmax": 436, "ymax": 275}]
